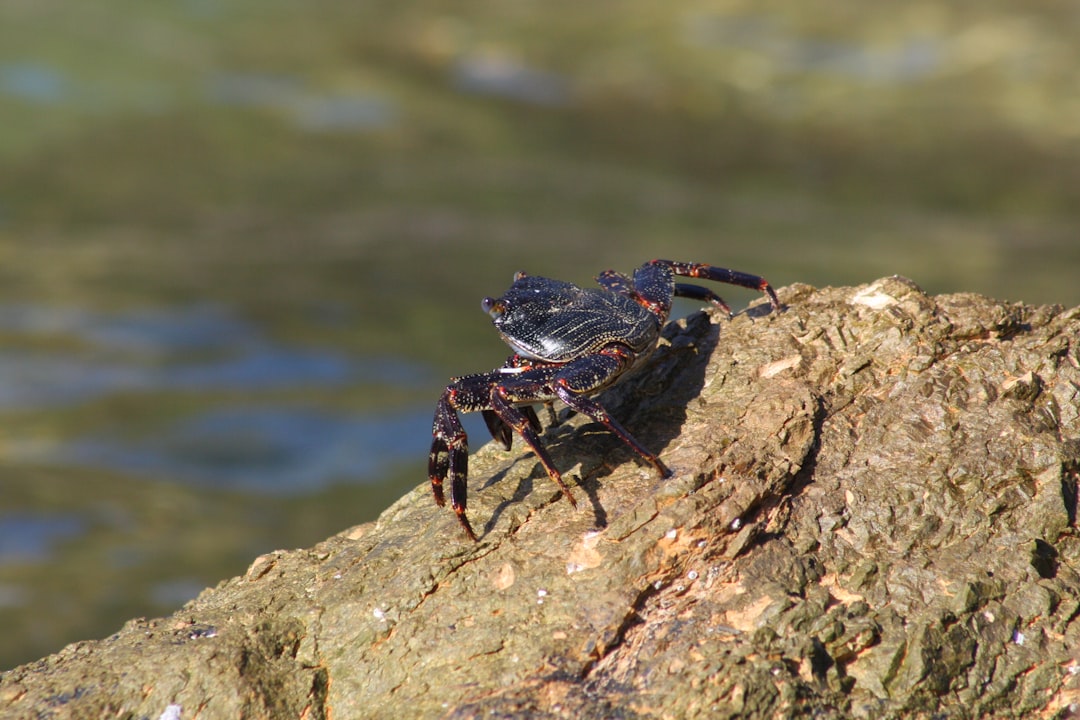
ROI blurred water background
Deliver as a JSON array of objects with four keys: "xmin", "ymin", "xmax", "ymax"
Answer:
[{"xmin": 1, "ymin": 1, "xmax": 1078, "ymax": 670}]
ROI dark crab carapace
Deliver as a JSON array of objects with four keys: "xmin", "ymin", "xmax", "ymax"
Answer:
[{"xmin": 429, "ymin": 259, "xmax": 781, "ymax": 540}]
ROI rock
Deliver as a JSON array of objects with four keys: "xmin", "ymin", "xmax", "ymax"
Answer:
[{"xmin": 2, "ymin": 277, "xmax": 1079, "ymax": 719}]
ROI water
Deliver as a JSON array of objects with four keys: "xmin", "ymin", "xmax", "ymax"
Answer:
[
  {"xmin": 0, "ymin": 305, "xmax": 353, "ymax": 405},
  {"xmin": 453, "ymin": 53, "xmax": 571, "ymax": 106},
  {"xmin": 55, "ymin": 405, "xmax": 434, "ymax": 493},
  {"xmin": 684, "ymin": 14, "xmax": 944, "ymax": 83},
  {"xmin": 0, "ymin": 63, "xmax": 68, "ymax": 105},
  {"xmin": 0, "ymin": 514, "xmax": 84, "ymax": 565},
  {"xmin": 207, "ymin": 73, "xmax": 397, "ymax": 131},
  {"xmin": 0, "ymin": 302, "xmax": 438, "ymax": 485}
]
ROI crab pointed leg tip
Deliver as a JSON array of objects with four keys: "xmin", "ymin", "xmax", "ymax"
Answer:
[
  {"xmin": 455, "ymin": 511, "xmax": 479, "ymax": 541},
  {"xmin": 765, "ymin": 286, "xmax": 782, "ymax": 309}
]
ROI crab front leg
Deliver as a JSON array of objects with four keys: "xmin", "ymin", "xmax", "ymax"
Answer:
[
  {"xmin": 431, "ymin": 365, "xmax": 567, "ymax": 540},
  {"xmin": 431, "ymin": 369, "xmax": 529, "ymax": 540},
  {"xmin": 430, "ymin": 376, "xmax": 489, "ymax": 540}
]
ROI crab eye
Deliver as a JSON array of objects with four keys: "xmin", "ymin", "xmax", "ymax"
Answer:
[
  {"xmin": 482, "ymin": 297, "xmax": 505, "ymax": 318},
  {"xmin": 513, "ymin": 271, "xmax": 527, "ymax": 281}
]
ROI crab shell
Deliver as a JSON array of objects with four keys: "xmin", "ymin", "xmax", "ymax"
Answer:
[{"xmin": 482, "ymin": 274, "xmax": 662, "ymax": 364}]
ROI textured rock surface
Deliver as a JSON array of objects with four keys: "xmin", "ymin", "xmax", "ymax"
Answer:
[{"xmin": 2, "ymin": 277, "xmax": 1079, "ymax": 719}]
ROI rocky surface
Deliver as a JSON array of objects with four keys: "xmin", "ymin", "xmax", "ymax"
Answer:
[{"xmin": 2, "ymin": 277, "xmax": 1078, "ymax": 719}]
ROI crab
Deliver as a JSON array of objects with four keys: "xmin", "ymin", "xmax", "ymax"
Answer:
[{"xmin": 429, "ymin": 259, "xmax": 781, "ymax": 540}]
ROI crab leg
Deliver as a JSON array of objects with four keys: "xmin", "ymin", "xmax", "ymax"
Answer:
[
  {"xmin": 673, "ymin": 283, "xmax": 734, "ymax": 317},
  {"xmin": 489, "ymin": 384, "xmax": 578, "ymax": 507},
  {"xmin": 430, "ymin": 386, "xmax": 478, "ymax": 540},
  {"xmin": 657, "ymin": 259, "xmax": 780, "ymax": 310},
  {"xmin": 552, "ymin": 348, "xmax": 672, "ymax": 479},
  {"xmin": 482, "ymin": 404, "xmax": 542, "ymax": 451},
  {"xmin": 431, "ymin": 366, "xmax": 572, "ymax": 540}
]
